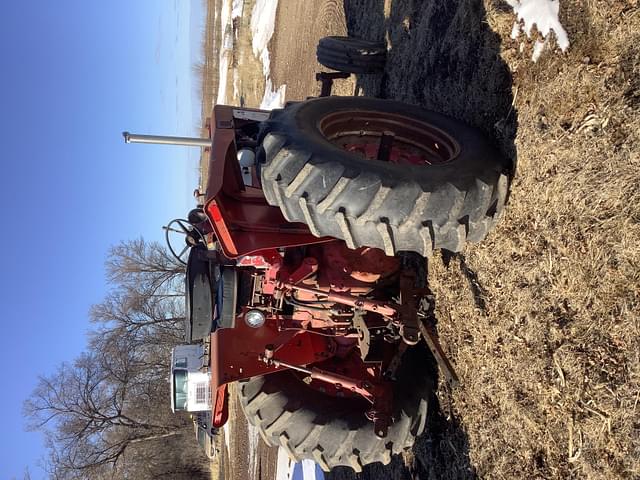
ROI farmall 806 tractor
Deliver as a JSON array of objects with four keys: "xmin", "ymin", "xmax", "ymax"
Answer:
[{"xmin": 125, "ymin": 37, "xmax": 510, "ymax": 472}]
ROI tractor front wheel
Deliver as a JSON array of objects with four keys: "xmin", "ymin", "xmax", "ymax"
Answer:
[
  {"xmin": 237, "ymin": 345, "xmax": 433, "ymax": 471},
  {"xmin": 316, "ymin": 36, "xmax": 386, "ymax": 74}
]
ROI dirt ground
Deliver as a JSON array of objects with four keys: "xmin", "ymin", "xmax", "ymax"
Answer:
[
  {"xmin": 218, "ymin": 384, "xmax": 279, "ymax": 480},
  {"xmin": 267, "ymin": 1, "xmax": 640, "ymax": 479},
  {"xmin": 202, "ymin": 0, "xmax": 639, "ymax": 478}
]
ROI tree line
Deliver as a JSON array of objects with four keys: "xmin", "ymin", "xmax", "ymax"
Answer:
[{"xmin": 23, "ymin": 238, "xmax": 212, "ymax": 479}]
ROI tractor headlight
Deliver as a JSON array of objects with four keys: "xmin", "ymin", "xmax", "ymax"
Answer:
[{"xmin": 245, "ymin": 309, "xmax": 266, "ymax": 328}]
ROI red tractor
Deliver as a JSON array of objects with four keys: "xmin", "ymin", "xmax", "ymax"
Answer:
[{"xmin": 125, "ymin": 39, "xmax": 510, "ymax": 471}]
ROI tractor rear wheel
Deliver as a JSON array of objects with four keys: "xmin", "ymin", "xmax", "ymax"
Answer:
[
  {"xmin": 316, "ymin": 36, "xmax": 386, "ymax": 74},
  {"xmin": 237, "ymin": 344, "xmax": 433, "ymax": 471},
  {"xmin": 260, "ymin": 97, "xmax": 511, "ymax": 255}
]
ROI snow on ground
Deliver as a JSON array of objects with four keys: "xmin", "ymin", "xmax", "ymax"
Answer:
[
  {"xmin": 249, "ymin": 0, "xmax": 287, "ymax": 109},
  {"xmin": 216, "ymin": 0, "xmax": 234, "ymax": 104},
  {"xmin": 215, "ymin": 0, "xmax": 286, "ymax": 108},
  {"xmin": 232, "ymin": 0, "xmax": 243, "ymax": 19},
  {"xmin": 247, "ymin": 423, "xmax": 260, "ymax": 479},
  {"xmin": 506, "ymin": 0, "xmax": 569, "ymax": 62},
  {"xmin": 233, "ymin": 67, "xmax": 240, "ymax": 101},
  {"xmin": 250, "ymin": 0, "xmax": 278, "ymax": 67},
  {"xmin": 223, "ymin": 421, "xmax": 231, "ymax": 455},
  {"xmin": 260, "ymin": 79, "xmax": 287, "ymax": 110}
]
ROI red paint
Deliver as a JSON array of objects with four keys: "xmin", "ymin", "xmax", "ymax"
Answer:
[
  {"xmin": 209, "ymin": 311, "xmax": 335, "ymax": 391},
  {"xmin": 212, "ymin": 384, "xmax": 228, "ymax": 428},
  {"xmin": 342, "ymin": 142, "xmax": 449, "ymax": 165},
  {"xmin": 236, "ymin": 253, "xmax": 272, "ymax": 268},
  {"xmin": 283, "ymin": 283, "xmax": 398, "ymax": 318}
]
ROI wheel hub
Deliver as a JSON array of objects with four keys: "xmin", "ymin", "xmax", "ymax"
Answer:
[{"xmin": 319, "ymin": 110, "xmax": 460, "ymax": 165}]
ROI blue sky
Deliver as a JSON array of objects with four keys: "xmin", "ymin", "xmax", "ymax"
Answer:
[{"xmin": 0, "ymin": 1, "xmax": 203, "ymax": 477}]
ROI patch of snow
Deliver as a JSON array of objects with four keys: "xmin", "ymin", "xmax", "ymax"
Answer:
[
  {"xmin": 276, "ymin": 448, "xmax": 295, "ymax": 480},
  {"xmin": 259, "ymin": 47, "xmax": 271, "ymax": 78},
  {"xmin": 247, "ymin": 423, "xmax": 260, "ymax": 479},
  {"xmin": 250, "ymin": 0, "xmax": 278, "ymax": 59},
  {"xmin": 233, "ymin": 68, "xmax": 240, "ymax": 101},
  {"xmin": 531, "ymin": 39, "xmax": 546, "ymax": 62},
  {"xmin": 232, "ymin": 0, "xmax": 244, "ymax": 19},
  {"xmin": 260, "ymin": 79, "xmax": 286, "ymax": 110},
  {"xmin": 216, "ymin": 0, "xmax": 234, "ymax": 105},
  {"xmin": 222, "ymin": 422, "xmax": 231, "ymax": 455},
  {"xmin": 507, "ymin": 0, "xmax": 569, "ymax": 61},
  {"xmin": 250, "ymin": 0, "xmax": 287, "ymax": 109}
]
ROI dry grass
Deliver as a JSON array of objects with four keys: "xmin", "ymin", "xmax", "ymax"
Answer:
[{"xmin": 427, "ymin": 1, "xmax": 640, "ymax": 478}]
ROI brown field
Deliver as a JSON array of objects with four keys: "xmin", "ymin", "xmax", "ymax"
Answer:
[{"xmin": 199, "ymin": 0, "xmax": 640, "ymax": 478}]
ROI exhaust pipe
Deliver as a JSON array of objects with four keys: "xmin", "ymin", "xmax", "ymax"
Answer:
[{"xmin": 122, "ymin": 131, "xmax": 212, "ymax": 148}]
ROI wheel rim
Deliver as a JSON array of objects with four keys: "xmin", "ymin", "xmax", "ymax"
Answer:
[{"xmin": 319, "ymin": 110, "xmax": 460, "ymax": 165}]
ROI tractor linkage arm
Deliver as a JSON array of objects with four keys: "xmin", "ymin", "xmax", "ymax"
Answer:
[
  {"xmin": 279, "ymin": 279, "xmax": 459, "ymax": 387},
  {"xmin": 260, "ymin": 345, "xmax": 394, "ymax": 438}
]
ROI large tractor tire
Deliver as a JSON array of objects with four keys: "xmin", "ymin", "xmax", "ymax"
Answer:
[
  {"xmin": 237, "ymin": 345, "xmax": 433, "ymax": 471},
  {"xmin": 260, "ymin": 97, "xmax": 510, "ymax": 255},
  {"xmin": 316, "ymin": 36, "xmax": 386, "ymax": 74}
]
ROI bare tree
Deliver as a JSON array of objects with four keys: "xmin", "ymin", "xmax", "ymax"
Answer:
[
  {"xmin": 23, "ymin": 236, "xmax": 211, "ymax": 478},
  {"xmin": 105, "ymin": 238, "xmax": 185, "ymax": 296},
  {"xmin": 24, "ymin": 334, "xmax": 187, "ymax": 476},
  {"xmin": 90, "ymin": 287, "xmax": 185, "ymax": 347}
]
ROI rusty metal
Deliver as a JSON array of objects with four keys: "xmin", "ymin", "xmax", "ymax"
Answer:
[
  {"xmin": 352, "ymin": 311, "xmax": 371, "ymax": 361},
  {"xmin": 418, "ymin": 320, "xmax": 460, "ymax": 388},
  {"xmin": 383, "ymin": 342, "xmax": 407, "ymax": 380},
  {"xmin": 396, "ymin": 270, "xmax": 425, "ymax": 345},
  {"xmin": 285, "ymin": 257, "xmax": 318, "ymax": 285},
  {"xmin": 260, "ymin": 347, "xmax": 393, "ymax": 437},
  {"xmin": 368, "ymin": 386, "xmax": 393, "ymax": 438},
  {"xmin": 319, "ymin": 110, "xmax": 460, "ymax": 165},
  {"xmin": 316, "ymin": 243, "xmax": 401, "ymax": 289},
  {"xmin": 260, "ymin": 350, "xmax": 371, "ymax": 398},
  {"xmin": 283, "ymin": 283, "xmax": 397, "ymax": 317},
  {"xmin": 377, "ymin": 131, "xmax": 395, "ymax": 161},
  {"xmin": 209, "ymin": 314, "xmax": 334, "ymax": 390}
]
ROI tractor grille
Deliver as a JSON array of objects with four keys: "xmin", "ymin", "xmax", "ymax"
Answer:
[{"xmin": 195, "ymin": 383, "xmax": 208, "ymax": 404}]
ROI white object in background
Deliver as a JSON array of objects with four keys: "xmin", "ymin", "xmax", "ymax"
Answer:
[
  {"xmin": 237, "ymin": 149, "xmax": 256, "ymax": 186},
  {"xmin": 507, "ymin": 0, "xmax": 569, "ymax": 62},
  {"xmin": 276, "ymin": 448, "xmax": 295, "ymax": 480},
  {"xmin": 169, "ymin": 345, "xmax": 212, "ymax": 413},
  {"xmin": 302, "ymin": 459, "xmax": 320, "ymax": 480},
  {"xmin": 260, "ymin": 79, "xmax": 287, "ymax": 110}
]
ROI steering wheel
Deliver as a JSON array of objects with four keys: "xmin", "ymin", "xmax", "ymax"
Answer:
[{"xmin": 163, "ymin": 218, "xmax": 207, "ymax": 265}]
